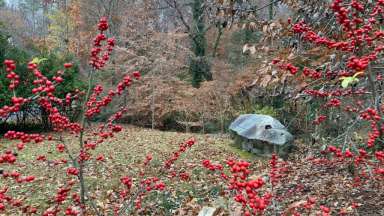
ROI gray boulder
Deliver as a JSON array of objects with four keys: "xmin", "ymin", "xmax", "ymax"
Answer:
[{"xmin": 229, "ymin": 114, "xmax": 294, "ymax": 157}]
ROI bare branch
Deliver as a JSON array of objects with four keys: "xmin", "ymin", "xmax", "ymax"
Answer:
[{"xmin": 163, "ymin": 0, "xmax": 191, "ymax": 32}]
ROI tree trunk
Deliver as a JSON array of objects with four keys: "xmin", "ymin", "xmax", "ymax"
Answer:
[
  {"xmin": 190, "ymin": 0, "xmax": 212, "ymax": 88},
  {"xmin": 151, "ymin": 80, "xmax": 155, "ymax": 129},
  {"xmin": 269, "ymin": 0, "xmax": 274, "ymax": 20}
]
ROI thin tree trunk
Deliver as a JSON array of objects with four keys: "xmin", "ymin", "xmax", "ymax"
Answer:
[
  {"xmin": 151, "ymin": 79, "xmax": 155, "ymax": 129},
  {"xmin": 212, "ymin": 26, "xmax": 223, "ymax": 58},
  {"xmin": 269, "ymin": 0, "xmax": 274, "ymax": 20},
  {"xmin": 201, "ymin": 103, "xmax": 205, "ymax": 134},
  {"xmin": 65, "ymin": 0, "xmax": 69, "ymax": 54},
  {"xmin": 32, "ymin": 0, "xmax": 36, "ymax": 37},
  {"xmin": 78, "ymin": 69, "xmax": 95, "ymax": 210}
]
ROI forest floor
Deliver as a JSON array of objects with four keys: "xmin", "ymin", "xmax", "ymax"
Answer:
[{"xmin": 1, "ymin": 125, "xmax": 384, "ymax": 215}]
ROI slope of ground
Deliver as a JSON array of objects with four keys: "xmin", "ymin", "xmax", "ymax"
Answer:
[{"xmin": 1, "ymin": 126, "xmax": 383, "ymax": 215}]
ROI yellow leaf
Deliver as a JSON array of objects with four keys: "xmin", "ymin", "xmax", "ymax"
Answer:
[
  {"xmin": 353, "ymin": 71, "xmax": 364, "ymax": 77},
  {"xmin": 31, "ymin": 57, "xmax": 40, "ymax": 64}
]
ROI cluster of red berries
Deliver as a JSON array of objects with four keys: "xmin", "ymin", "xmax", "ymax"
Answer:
[
  {"xmin": 360, "ymin": 108, "xmax": 381, "ymax": 121},
  {"xmin": 117, "ymin": 74, "xmax": 136, "ymax": 93},
  {"xmin": 284, "ymin": 0, "xmax": 384, "ymax": 112},
  {"xmin": 143, "ymin": 154, "xmax": 152, "ymax": 166},
  {"xmin": 98, "ymin": 17, "xmax": 108, "ymax": 31},
  {"xmin": 320, "ymin": 205, "xmax": 331, "ymax": 216},
  {"xmin": 278, "ymin": 63, "xmax": 298, "ymax": 75},
  {"xmin": 1, "ymin": 131, "xmax": 46, "ymax": 163},
  {"xmin": 164, "ymin": 138, "xmax": 196, "ymax": 169},
  {"xmin": 90, "ymin": 17, "xmax": 115, "ymax": 69},
  {"xmin": 303, "ymin": 197, "xmax": 317, "ymax": 210},
  {"xmin": 325, "ymin": 98, "xmax": 341, "ymax": 108},
  {"xmin": 119, "ymin": 176, "xmax": 133, "ymax": 200},
  {"xmin": 42, "ymin": 208, "xmax": 60, "ymax": 216},
  {"xmin": 120, "ymin": 176, "xmax": 133, "ymax": 190},
  {"xmin": 55, "ymin": 187, "xmax": 72, "ymax": 205},
  {"xmin": 313, "ymin": 115, "xmax": 327, "ymax": 125},
  {"xmin": 5, "ymin": 131, "xmax": 44, "ymax": 143},
  {"xmin": 327, "ymin": 145, "xmax": 359, "ymax": 159},
  {"xmin": 40, "ymin": 180, "xmax": 80, "ymax": 216},
  {"xmin": 65, "ymin": 93, "xmax": 72, "ymax": 105},
  {"xmin": 302, "ymin": 67, "xmax": 322, "ymax": 79},
  {"xmin": 106, "ymin": 108, "xmax": 127, "ymax": 124},
  {"xmin": 227, "ymin": 159, "xmax": 271, "ymax": 215},
  {"xmin": 2, "ymin": 170, "xmax": 35, "ymax": 183},
  {"xmin": 202, "ymin": 159, "xmax": 223, "ymax": 171},
  {"xmin": 48, "ymin": 107, "xmax": 81, "ymax": 133},
  {"xmin": 92, "ymin": 109, "xmax": 128, "ymax": 148},
  {"xmin": 0, "ymin": 95, "xmax": 27, "ymax": 117},
  {"xmin": 102, "ymin": 108, "xmax": 127, "ymax": 132},
  {"xmin": 294, "ymin": 21, "xmax": 348, "ymax": 51},
  {"xmin": 347, "ymin": 56, "xmax": 371, "ymax": 71},
  {"xmin": 179, "ymin": 171, "xmax": 190, "ymax": 181},
  {"xmin": 64, "ymin": 206, "xmax": 79, "ymax": 216},
  {"xmin": 85, "ymin": 85, "xmax": 103, "ymax": 118},
  {"xmin": 119, "ymin": 176, "xmax": 166, "ymax": 210},
  {"xmin": 78, "ymin": 150, "xmax": 91, "ymax": 163},
  {"xmin": 56, "ymin": 143, "xmax": 65, "ymax": 153},
  {"xmin": 85, "ymin": 72, "xmax": 139, "ymax": 119},
  {"xmin": 3, "ymin": 59, "xmax": 19, "ymax": 90},
  {"xmin": 85, "ymin": 79, "xmax": 132, "ymax": 119},
  {"xmin": 117, "ymin": 138, "xmax": 197, "ymax": 213},
  {"xmin": 269, "ymin": 154, "xmax": 285, "ymax": 186},
  {"xmin": 36, "ymin": 155, "xmax": 47, "ymax": 161},
  {"xmin": 325, "ymin": 142, "xmax": 384, "ymax": 184},
  {"xmin": 299, "ymin": 85, "xmax": 369, "ymax": 126},
  {"xmin": 375, "ymin": 151, "xmax": 384, "ymax": 162},
  {"xmin": 286, "ymin": 197, "xmax": 332, "ymax": 215},
  {"xmin": 66, "ymin": 167, "xmax": 79, "ymax": 176},
  {"xmin": 0, "ymin": 151, "xmax": 17, "ymax": 164},
  {"xmin": 141, "ymin": 177, "xmax": 166, "ymax": 192},
  {"xmin": 0, "ymin": 183, "xmax": 40, "ymax": 213},
  {"xmin": 96, "ymin": 154, "xmax": 105, "ymax": 162},
  {"xmin": 304, "ymin": 88, "xmax": 367, "ymax": 98},
  {"xmin": 86, "ymin": 93, "xmax": 112, "ymax": 118},
  {"xmin": 0, "ymin": 187, "xmax": 28, "ymax": 213},
  {"xmin": 202, "ymin": 158, "xmax": 276, "ymax": 215},
  {"xmin": 360, "ymin": 108, "xmax": 381, "ymax": 147},
  {"xmin": 30, "ymin": 61, "xmax": 65, "ymax": 95},
  {"xmin": 344, "ymin": 105, "xmax": 359, "ymax": 113}
]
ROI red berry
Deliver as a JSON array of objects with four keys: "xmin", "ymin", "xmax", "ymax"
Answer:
[{"xmin": 64, "ymin": 63, "xmax": 73, "ymax": 68}]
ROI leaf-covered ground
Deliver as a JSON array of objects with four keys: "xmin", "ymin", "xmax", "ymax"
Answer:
[
  {"xmin": 0, "ymin": 126, "xmax": 257, "ymax": 215},
  {"xmin": 1, "ymin": 126, "xmax": 383, "ymax": 215}
]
